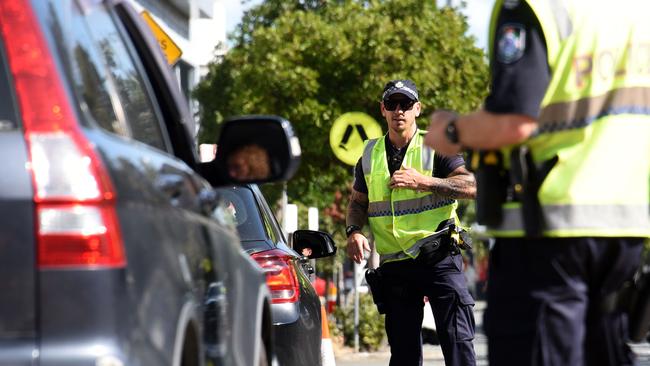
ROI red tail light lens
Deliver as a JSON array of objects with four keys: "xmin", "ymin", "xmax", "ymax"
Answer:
[
  {"xmin": 252, "ymin": 249, "xmax": 300, "ymax": 304},
  {"xmin": 37, "ymin": 204, "xmax": 124, "ymax": 267},
  {"xmin": 0, "ymin": 0, "xmax": 125, "ymax": 268}
]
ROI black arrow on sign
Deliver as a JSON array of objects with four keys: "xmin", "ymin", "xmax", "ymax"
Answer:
[
  {"xmin": 355, "ymin": 124, "xmax": 368, "ymax": 141},
  {"xmin": 339, "ymin": 124, "xmax": 370, "ymax": 151},
  {"xmin": 339, "ymin": 125, "xmax": 354, "ymax": 150}
]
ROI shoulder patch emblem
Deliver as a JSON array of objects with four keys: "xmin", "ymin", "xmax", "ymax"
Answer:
[{"xmin": 497, "ymin": 23, "xmax": 526, "ymax": 64}]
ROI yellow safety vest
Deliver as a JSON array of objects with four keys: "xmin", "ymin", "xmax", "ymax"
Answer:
[
  {"xmin": 488, "ymin": 0, "xmax": 650, "ymax": 237},
  {"xmin": 362, "ymin": 130, "xmax": 459, "ymax": 263}
]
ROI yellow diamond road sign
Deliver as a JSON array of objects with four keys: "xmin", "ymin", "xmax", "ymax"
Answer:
[
  {"xmin": 140, "ymin": 11, "xmax": 182, "ymax": 65},
  {"xmin": 330, "ymin": 112, "xmax": 383, "ymax": 166}
]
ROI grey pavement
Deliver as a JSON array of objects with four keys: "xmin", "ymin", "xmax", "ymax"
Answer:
[
  {"xmin": 335, "ymin": 301, "xmax": 650, "ymax": 366},
  {"xmin": 334, "ymin": 335, "xmax": 487, "ymax": 366}
]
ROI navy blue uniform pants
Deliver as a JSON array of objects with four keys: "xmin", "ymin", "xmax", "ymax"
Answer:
[
  {"xmin": 381, "ymin": 253, "xmax": 477, "ymax": 366},
  {"xmin": 485, "ymin": 237, "xmax": 644, "ymax": 366}
]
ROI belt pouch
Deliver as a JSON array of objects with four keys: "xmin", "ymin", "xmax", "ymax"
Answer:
[
  {"xmin": 418, "ymin": 234, "xmax": 447, "ymax": 266},
  {"xmin": 474, "ymin": 150, "xmax": 508, "ymax": 226},
  {"xmin": 510, "ymin": 147, "xmax": 557, "ymax": 238},
  {"xmin": 627, "ymin": 271, "xmax": 650, "ymax": 342},
  {"xmin": 365, "ymin": 268, "xmax": 387, "ymax": 314}
]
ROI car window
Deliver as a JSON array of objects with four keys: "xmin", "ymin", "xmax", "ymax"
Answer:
[
  {"xmin": 30, "ymin": 0, "xmax": 119, "ymax": 134},
  {"xmin": 33, "ymin": 0, "xmax": 169, "ymax": 151},
  {"xmin": 259, "ymin": 203, "xmax": 280, "ymax": 244},
  {"xmin": 253, "ymin": 187, "xmax": 286, "ymax": 244},
  {"xmin": 68, "ymin": 2, "xmax": 125, "ymax": 135},
  {"xmin": 0, "ymin": 39, "xmax": 17, "ymax": 130},
  {"xmin": 82, "ymin": 4, "xmax": 169, "ymax": 150},
  {"xmin": 214, "ymin": 187, "xmax": 267, "ymax": 243}
]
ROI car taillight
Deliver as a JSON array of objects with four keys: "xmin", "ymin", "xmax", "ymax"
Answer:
[
  {"xmin": 0, "ymin": 0, "xmax": 125, "ymax": 268},
  {"xmin": 252, "ymin": 249, "xmax": 300, "ymax": 304}
]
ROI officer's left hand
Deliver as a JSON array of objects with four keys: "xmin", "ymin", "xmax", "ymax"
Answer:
[{"xmin": 390, "ymin": 167, "xmax": 424, "ymax": 190}]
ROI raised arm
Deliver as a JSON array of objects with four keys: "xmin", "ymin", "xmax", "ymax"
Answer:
[
  {"xmin": 426, "ymin": 165, "xmax": 476, "ymax": 200},
  {"xmin": 390, "ymin": 165, "xmax": 476, "ymax": 200}
]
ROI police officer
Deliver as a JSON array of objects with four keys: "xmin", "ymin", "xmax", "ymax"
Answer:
[
  {"xmin": 424, "ymin": 1, "xmax": 650, "ymax": 365},
  {"xmin": 346, "ymin": 79, "xmax": 477, "ymax": 366}
]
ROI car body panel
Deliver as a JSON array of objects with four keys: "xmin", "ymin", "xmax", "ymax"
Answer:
[
  {"xmin": 0, "ymin": 0, "xmax": 273, "ymax": 364},
  {"xmin": 215, "ymin": 185, "xmax": 324, "ymax": 366},
  {"xmin": 0, "ymin": 132, "xmax": 37, "ymax": 365},
  {"xmin": 0, "ymin": 27, "xmax": 38, "ymax": 364}
]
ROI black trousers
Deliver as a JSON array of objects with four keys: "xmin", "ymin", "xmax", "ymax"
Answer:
[
  {"xmin": 381, "ymin": 253, "xmax": 477, "ymax": 366},
  {"xmin": 485, "ymin": 237, "xmax": 644, "ymax": 366}
]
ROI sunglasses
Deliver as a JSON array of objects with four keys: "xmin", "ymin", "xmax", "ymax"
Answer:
[{"xmin": 383, "ymin": 99, "xmax": 416, "ymax": 112}]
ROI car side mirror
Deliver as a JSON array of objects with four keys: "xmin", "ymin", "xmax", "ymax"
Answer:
[
  {"xmin": 199, "ymin": 115, "xmax": 301, "ymax": 185},
  {"xmin": 292, "ymin": 230, "xmax": 337, "ymax": 259}
]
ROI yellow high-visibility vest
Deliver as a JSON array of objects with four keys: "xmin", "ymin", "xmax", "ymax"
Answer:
[
  {"xmin": 362, "ymin": 130, "xmax": 459, "ymax": 263},
  {"xmin": 487, "ymin": 0, "xmax": 650, "ymax": 237}
]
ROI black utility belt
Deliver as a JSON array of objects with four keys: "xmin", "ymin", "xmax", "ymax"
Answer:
[
  {"xmin": 416, "ymin": 232, "xmax": 457, "ymax": 266},
  {"xmin": 471, "ymin": 147, "xmax": 557, "ymax": 238}
]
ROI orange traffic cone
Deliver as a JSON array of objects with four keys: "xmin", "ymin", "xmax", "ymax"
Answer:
[
  {"xmin": 326, "ymin": 283, "xmax": 337, "ymax": 313},
  {"xmin": 320, "ymin": 304, "xmax": 336, "ymax": 366}
]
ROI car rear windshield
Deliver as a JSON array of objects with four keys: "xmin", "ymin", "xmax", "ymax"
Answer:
[
  {"xmin": 215, "ymin": 187, "xmax": 267, "ymax": 243},
  {"xmin": 0, "ymin": 39, "xmax": 18, "ymax": 130},
  {"xmin": 31, "ymin": 0, "xmax": 168, "ymax": 151}
]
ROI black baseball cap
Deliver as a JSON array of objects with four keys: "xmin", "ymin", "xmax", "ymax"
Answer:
[{"xmin": 382, "ymin": 79, "xmax": 419, "ymax": 101}]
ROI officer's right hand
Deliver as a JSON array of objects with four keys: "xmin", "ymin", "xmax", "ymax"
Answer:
[{"xmin": 347, "ymin": 232, "xmax": 370, "ymax": 264}]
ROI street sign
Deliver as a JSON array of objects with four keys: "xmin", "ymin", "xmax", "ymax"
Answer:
[
  {"xmin": 140, "ymin": 11, "xmax": 182, "ymax": 65},
  {"xmin": 329, "ymin": 112, "xmax": 382, "ymax": 166}
]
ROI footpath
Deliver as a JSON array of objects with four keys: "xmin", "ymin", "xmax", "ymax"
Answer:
[
  {"xmin": 334, "ymin": 301, "xmax": 487, "ymax": 366},
  {"xmin": 334, "ymin": 301, "xmax": 650, "ymax": 366}
]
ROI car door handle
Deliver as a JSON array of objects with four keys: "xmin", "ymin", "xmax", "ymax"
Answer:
[{"xmin": 155, "ymin": 173, "xmax": 185, "ymax": 199}]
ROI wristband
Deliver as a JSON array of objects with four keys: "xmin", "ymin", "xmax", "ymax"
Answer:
[
  {"xmin": 346, "ymin": 225, "xmax": 362, "ymax": 238},
  {"xmin": 444, "ymin": 116, "xmax": 460, "ymax": 145}
]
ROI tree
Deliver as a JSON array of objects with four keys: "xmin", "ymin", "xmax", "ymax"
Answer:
[{"xmin": 194, "ymin": 0, "xmax": 488, "ymax": 210}]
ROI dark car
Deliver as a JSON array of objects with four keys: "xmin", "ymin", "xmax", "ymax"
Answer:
[
  {"xmin": 215, "ymin": 185, "xmax": 337, "ymax": 366},
  {"xmin": 0, "ymin": 0, "xmax": 301, "ymax": 365}
]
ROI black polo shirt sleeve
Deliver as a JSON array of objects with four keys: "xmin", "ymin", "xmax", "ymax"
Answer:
[
  {"xmin": 434, "ymin": 154, "xmax": 465, "ymax": 178},
  {"xmin": 484, "ymin": 1, "xmax": 551, "ymax": 118},
  {"xmin": 351, "ymin": 153, "xmax": 466, "ymax": 194},
  {"xmin": 353, "ymin": 158, "xmax": 368, "ymax": 194}
]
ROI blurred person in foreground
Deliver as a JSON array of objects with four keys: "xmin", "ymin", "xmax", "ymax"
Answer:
[
  {"xmin": 424, "ymin": 1, "xmax": 650, "ymax": 365},
  {"xmin": 346, "ymin": 79, "xmax": 477, "ymax": 366}
]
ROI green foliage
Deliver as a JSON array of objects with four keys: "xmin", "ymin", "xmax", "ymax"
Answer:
[
  {"xmin": 333, "ymin": 293, "xmax": 386, "ymax": 351},
  {"xmin": 194, "ymin": 0, "xmax": 489, "ymax": 209}
]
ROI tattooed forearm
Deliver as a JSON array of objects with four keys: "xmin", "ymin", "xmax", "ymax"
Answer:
[
  {"xmin": 429, "ymin": 176, "xmax": 476, "ymax": 199},
  {"xmin": 346, "ymin": 190, "xmax": 369, "ymax": 227},
  {"xmin": 425, "ymin": 167, "xmax": 476, "ymax": 199}
]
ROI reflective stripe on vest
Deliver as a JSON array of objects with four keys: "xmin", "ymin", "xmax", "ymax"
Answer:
[
  {"xmin": 536, "ymin": 86, "xmax": 650, "ymax": 134},
  {"xmin": 488, "ymin": 1, "xmax": 650, "ymax": 238},
  {"xmin": 487, "ymin": 203, "xmax": 650, "ymax": 237},
  {"xmin": 363, "ymin": 130, "xmax": 459, "ymax": 263}
]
